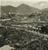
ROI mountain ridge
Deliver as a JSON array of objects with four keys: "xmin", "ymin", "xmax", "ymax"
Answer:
[
  {"xmin": 1, "ymin": 4, "xmax": 41, "ymax": 15},
  {"xmin": 16, "ymin": 4, "xmax": 41, "ymax": 14}
]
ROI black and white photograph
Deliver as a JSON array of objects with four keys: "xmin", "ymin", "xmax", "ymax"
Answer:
[{"xmin": 0, "ymin": 0, "xmax": 48, "ymax": 50}]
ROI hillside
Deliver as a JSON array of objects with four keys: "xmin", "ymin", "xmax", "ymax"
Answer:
[
  {"xmin": 1, "ymin": 5, "xmax": 16, "ymax": 14},
  {"xmin": 16, "ymin": 4, "xmax": 40, "ymax": 14},
  {"xmin": 42, "ymin": 8, "xmax": 48, "ymax": 11},
  {"xmin": 1, "ymin": 4, "xmax": 40, "ymax": 15}
]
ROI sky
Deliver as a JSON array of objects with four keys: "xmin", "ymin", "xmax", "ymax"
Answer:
[{"xmin": 0, "ymin": 0, "xmax": 48, "ymax": 9}]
